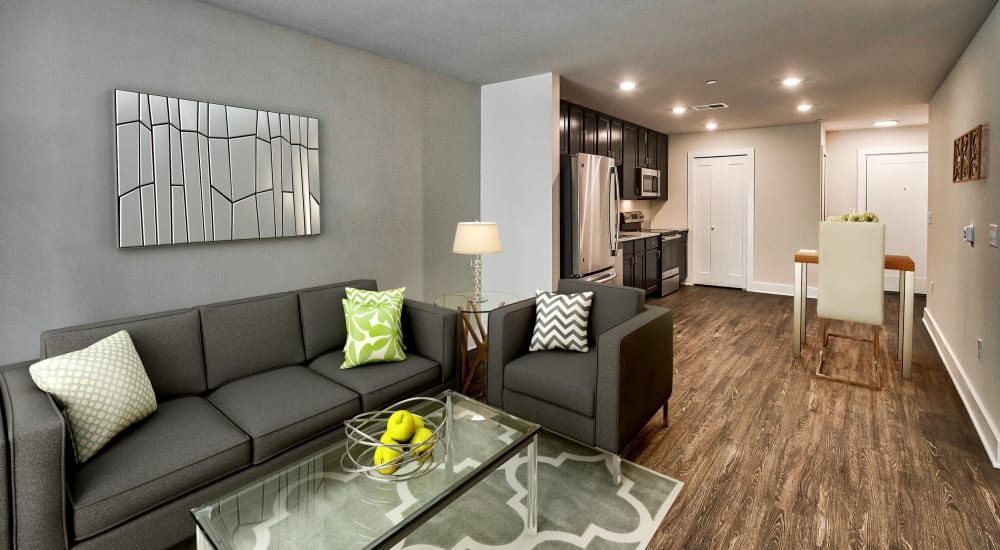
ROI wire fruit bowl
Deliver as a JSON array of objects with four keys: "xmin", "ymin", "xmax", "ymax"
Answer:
[{"xmin": 341, "ymin": 396, "xmax": 447, "ymax": 482}]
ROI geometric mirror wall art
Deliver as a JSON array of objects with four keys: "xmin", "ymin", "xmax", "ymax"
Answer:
[{"xmin": 115, "ymin": 90, "xmax": 320, "ymax": 247}]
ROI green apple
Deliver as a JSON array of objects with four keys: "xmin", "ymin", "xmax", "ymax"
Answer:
[
  {"xmin": 410, "ymin": 427, "xmax": 435, "ymax": 462},
  {"xmin": 386, "ymin": 410, "xmax": 416, "ymax": 442},
  {"xmin": 374, "ymin": 445, "xmax": 402, "ymax": 475},
  {"xmin": 412, "ymin": 414, "xmax": 425, "ymax": 432}
]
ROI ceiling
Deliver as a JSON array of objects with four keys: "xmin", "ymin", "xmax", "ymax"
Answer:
[{"xmin": 201, "ymin": 0, "xmax": 997, "ymax": 133}]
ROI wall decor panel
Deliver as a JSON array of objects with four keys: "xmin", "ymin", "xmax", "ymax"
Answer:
[{"xmin": 114, "ymin": 89, "xmax": 320, "ymax": 247}]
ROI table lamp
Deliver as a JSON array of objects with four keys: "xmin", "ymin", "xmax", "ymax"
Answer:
[{"xmin": 452, "ymin": 222, "xmax": 502, "ymax": 303}]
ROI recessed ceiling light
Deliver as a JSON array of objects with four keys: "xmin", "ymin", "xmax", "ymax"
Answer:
[
  {"xmin": 619, "ymin": 81, "xmax": 636, "ymax": 91},
  {"xmin": 797, "ymin": 103, "xmax": 813, "ymax": 112},
  {"xmin": 782, "ymin": 77, "xmax": 802, "ymax": 87},
  {"xmin": 705, "ymin": 79, "xmax": 718, "ymax": 85},
  {"xmin": 873, "ymin": 120, "xmax": 899, "ymax": 127},
  {"xmin": 672, "ymin": 106, "xmax": 686, "ymax": 114},
  {"xmin": 706, "ymin": 122, "xmax": 718, "ymax": 130}
]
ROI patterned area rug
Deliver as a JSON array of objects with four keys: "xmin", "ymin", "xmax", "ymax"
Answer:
[{"xmin": 392, "ymin": 430, "xmax": 683, "ymax": 549}]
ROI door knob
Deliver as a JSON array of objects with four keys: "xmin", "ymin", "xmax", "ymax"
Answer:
[{"xmin": 711, "ymin": 226, "xmax": 717, "ymax": 230}]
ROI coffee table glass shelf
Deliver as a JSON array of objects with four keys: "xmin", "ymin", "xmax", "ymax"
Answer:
[{"xmin": 192, "ymin": 390, "xmax": 540, "ymax": 549}]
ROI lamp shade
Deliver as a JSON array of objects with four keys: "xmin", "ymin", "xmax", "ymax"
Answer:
[{"xmin": 452, "ymin": 222, "xmax": 502, "ymax": 254}]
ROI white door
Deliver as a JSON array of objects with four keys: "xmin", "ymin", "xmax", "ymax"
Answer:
[
  {"xmin": 692, "ymin": 155, "xmax": 748, "ymax": 288},
  {"xmin": 863, "ymin": 152, "xmax": 928, "ymax": 294}
]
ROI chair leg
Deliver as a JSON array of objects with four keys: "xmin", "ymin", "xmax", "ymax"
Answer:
[
  {"xmin": 815, "ymin": 321, "xmax": 883, "ymax": 390},
  {"xmin": 662, "ymin": 400, "xmax": 669, "ymax": 427},
  {"xmin": 820, "ymin": 317, "xmax": 828, "ymax": 348},
  {"xmin": 609, "ymin": 453, "xmax": 622, "ymax": 486}
]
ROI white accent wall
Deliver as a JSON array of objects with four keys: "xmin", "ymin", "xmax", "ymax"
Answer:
[
  {"xmin": 925, "ymin": 3, "xmax": 1000, "ymax": 468},
  {"xmin": 480, "ymin": 73, "xmax": 560, "ymax": 298}
]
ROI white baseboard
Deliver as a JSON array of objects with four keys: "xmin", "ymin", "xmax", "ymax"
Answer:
[
  {"xmin": 924, "ymin": 308, "xmax": 1000, "ymax": 468},
  {"xmin": 746, "ymin": 281, "xmax": 817, "ymax": 299}
]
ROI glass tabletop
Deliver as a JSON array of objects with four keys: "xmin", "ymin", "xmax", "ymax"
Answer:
[
  {"xmin": 192, "ymin": 391, "xmax": 540, "ymax": 550},
  {"xmin": 433, "ymin": 291, "xmax": 521, "ymax": 313}
]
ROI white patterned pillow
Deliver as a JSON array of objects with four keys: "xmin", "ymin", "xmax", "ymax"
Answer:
[
  {"xmin": 530, "ymin": 290, "xmax": 594, "ymax": 352},
  {"xmin": 29, "ymin": 330, "xmax": 157, "ymax": 463}
]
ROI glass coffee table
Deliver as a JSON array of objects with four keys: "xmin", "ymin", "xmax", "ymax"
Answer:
[{"xmin": 192, "ymin": 390, "xmax": 540, "ymax": 549}]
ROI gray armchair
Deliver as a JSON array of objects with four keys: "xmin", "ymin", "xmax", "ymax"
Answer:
[{"xmin": 487, "ymin": 280, "xmax": 673, "ymax": 470}]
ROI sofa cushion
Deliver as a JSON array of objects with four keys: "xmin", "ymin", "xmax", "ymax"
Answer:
[
  {"xmin": 199, "ymin": 293, "xmax": 305, "ymax": 389},
  {"xmin": 40, "ymin": 309, "xmax": 206, "ymax": 399},
  {"xmin": 69, "ymin": 396, "xmax": 251, "ymax": 540},
  {"xmin": 208, "ymin": 366, "xmax": 360, "ymax": 464},
  {"xmin": 310, "ymin": 350, "xmax": 441, "ymax": 411},
  {"xmin": 298, "ymin": 279, "xmax": 378, "ymax": 360},
  {"xmin": 503, "ymin": 349, "xmax": 598, "ymax": 417}
]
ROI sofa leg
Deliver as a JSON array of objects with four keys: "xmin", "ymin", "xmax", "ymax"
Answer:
[
  {"xmin": 662, "ymin": 400, "xmax": 669, "ymax": 427},
  {"xmin": 609, "ymin": 453, "xmax": 622, "ymax": 486}
]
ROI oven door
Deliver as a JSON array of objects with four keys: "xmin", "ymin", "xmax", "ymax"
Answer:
[
  {"xmin": 638, "ymin": 168, "xmax": 660, "ymax": 197},
  {"xmin": 661, "ymin": 233, "xmax": 682, "ymax": 277}
]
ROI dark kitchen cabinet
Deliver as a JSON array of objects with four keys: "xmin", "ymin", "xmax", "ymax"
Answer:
[
  {"xmin": 620, "ymin": 237, "xmax": 660, "ymax": 297},
  {"xmin": 622, "ymin": 123, "xmax": 638, "ymax": 199},
  {"xmin": 610, "ymin": 119, "xmax": 623, "ymax": 163},
  {"xmin": 597, "ymin": 115, "xmax": 611, "ymax": 159},
  {"xmin": 568, "ymin": 105, "xmax": 583, "ymax": 155},
  {"xmin": 638, "ymin": 127, "xmax": 652, "ymax": 168},
  {"xmin": 645, "ymin": 246, "xmax": 660, "ymax": 296},
  {"xmin": 583, "ymin": 111, "xmax": 597, "ymax": 154},
  {"xmin": 559, "ymin": 102, "xmax": 568, "ymax": 155},
  {"xmin": 656, "ymin": 132, "xmax": 669, "ymax": 199}
]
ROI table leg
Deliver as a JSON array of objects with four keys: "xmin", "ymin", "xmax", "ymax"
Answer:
[
  {"xmin": 901, "ymin": 270, "xmax": 914, "ymax": 379},
  {"xmin": 527, "ymin": 434, "xmax": 538, "ymax": 534},
  {"xmin": 196, "ymin": 525, "xmax": 213, "ymax": 550},
  {"xmin": 445, "ymin": 393, "xmax": 454, "ymax": 478},
  {"xmin": 793, "ymin": 261, "xmax": 804, "ymax": 357}
]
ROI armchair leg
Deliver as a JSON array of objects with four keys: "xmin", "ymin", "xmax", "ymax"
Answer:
[{"xmin": 662, "ymin": 400, "xmax": 669, "ymax": 427}]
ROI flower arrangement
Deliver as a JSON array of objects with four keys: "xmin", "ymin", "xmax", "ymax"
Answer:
[{"xmin": 834, "ymin": 211, "xmax": 879, "ymax": 222}]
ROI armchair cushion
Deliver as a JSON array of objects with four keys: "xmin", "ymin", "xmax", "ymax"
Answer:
[
  {"xmin": 504, "ymin": 349, "xmax": 597, "ymax": 417},
  {"xmin": 529, "ymin": 291, "xmax": 594, "ymax": 352}
]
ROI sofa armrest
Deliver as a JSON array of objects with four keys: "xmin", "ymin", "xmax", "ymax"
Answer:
[
  {"xmin": 595, "ymin": 306, "xmax": 673, "ymax": 454},
  {"xmin": 401, "ymin": 299, "xmax": 459, "ymax": 384},
  {"xmin": 486, "ymin": 298, "xmax": 536, "ymax": 408},
  {"xmin": 0, "ymin": 362, "xmax": 69, "ymax": 549}
]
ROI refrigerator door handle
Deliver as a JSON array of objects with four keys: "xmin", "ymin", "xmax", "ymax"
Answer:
[{"xmin": 610, "ymin": 164, "xmax": 620, "ymax": 256}]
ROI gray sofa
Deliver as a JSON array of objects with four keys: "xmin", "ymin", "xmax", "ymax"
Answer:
[
  {"xmin": 0, "ymin": 279, "xmax": 458, "ymax": 550},
  {"xmin": 487, "ymin": 280, "xmax": 673, "ymax": 456}
]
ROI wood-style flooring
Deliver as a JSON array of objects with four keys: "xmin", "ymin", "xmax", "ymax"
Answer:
[
  {"xmin": 631, "ymin": 285, "xmax": 1000, "ymax": 549},
  {"xmin": 468, "ymin": 284, "xmax": 1000, "ymax": 548}
]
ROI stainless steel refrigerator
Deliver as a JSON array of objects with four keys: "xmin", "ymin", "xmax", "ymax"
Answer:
[{"xmin": 560, "ymin": 153, "xmax": 620, "ymax": 283}]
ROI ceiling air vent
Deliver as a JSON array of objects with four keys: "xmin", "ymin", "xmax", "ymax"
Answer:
[{"xmin": 691, "ymin": 103, "xmax": 729, "ymax": 111}]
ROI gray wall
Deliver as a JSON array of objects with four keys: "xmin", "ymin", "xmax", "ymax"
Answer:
[{"xmin": 0, "ymin": 0, "xmax": 480, "ymax": 364}]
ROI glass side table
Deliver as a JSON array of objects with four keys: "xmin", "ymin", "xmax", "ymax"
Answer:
[{"xmin": 434, "ymin": 291, "xmax": 520, "ymax": 394}]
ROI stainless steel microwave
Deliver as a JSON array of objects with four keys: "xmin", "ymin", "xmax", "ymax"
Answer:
[{"xmin": 637, "ymin": 167, "xmax": 660, "ymax": 198}]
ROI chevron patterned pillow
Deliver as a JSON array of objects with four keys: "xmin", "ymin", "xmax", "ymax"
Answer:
[{"xmin": 530, "ymin": 290, "xmax": 594, "ymax": 352}]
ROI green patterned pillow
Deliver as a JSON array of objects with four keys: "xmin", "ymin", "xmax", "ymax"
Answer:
[
  {"xmin": 341, "ymin": 298, "xmax": 407, "ymax": 369},
  {"xmin": 345, "ymin": 287, "xmax": 406, "ymax": 346},
  {"xmin": 28, "ymin": 330, "xmax": 157, "ymax": 463}
]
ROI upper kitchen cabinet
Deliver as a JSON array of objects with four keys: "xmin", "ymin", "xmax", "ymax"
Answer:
[
  {"xmin": 656, "ymin": 132, "xmax": 668, "ymax": 199},
  {"xmin": 583, "ymin": 110, "xmax": 597, "ymax": 154},
  {"xmin": 637, "ymin": 127, "xmax": 652, "ymax": 168},
  {"xmin": 621, "ymin": 123, "xmax": 638, "ymax": 199},
  {"xmin": 568, "ymin": 104, "xmax": 583, "ymax": 155},
  {"xmin": 610, "ymin": 119, "xmax": 623, "ymax": 163},
  {"xmin": 597, "ymin": 114, "xmax": 611, "ymax": 159},
  {"xmin": 559, "ymin": 101, "xmax": 568, "ymax": 155}
]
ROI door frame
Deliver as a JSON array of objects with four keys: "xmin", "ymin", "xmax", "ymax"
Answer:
[
  {"xmin": 687, "ymin": 148, "xmax": 756, "ymax": 289},
  {"xmin": 856, "ymin": 146, "xmax": 928, "ymax": 211}
]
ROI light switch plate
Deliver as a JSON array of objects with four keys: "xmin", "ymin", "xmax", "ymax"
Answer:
[
  {"xmin": 990, "ymin": 224, "xmax": 998, "ymax": 248},
  {"xmin": 965, "ymin": 224, "xmax": 975, "ymax": 245}
]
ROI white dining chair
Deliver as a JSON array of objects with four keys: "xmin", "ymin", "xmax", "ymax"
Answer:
[{"xmin": 815, "ymin": 221, "xmax": 886, "ymax": 390}]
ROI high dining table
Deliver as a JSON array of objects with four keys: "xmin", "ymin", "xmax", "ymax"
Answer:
[{"xmin": 793, "ymin": 249, "xmax": 916, "ymax": 379}]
